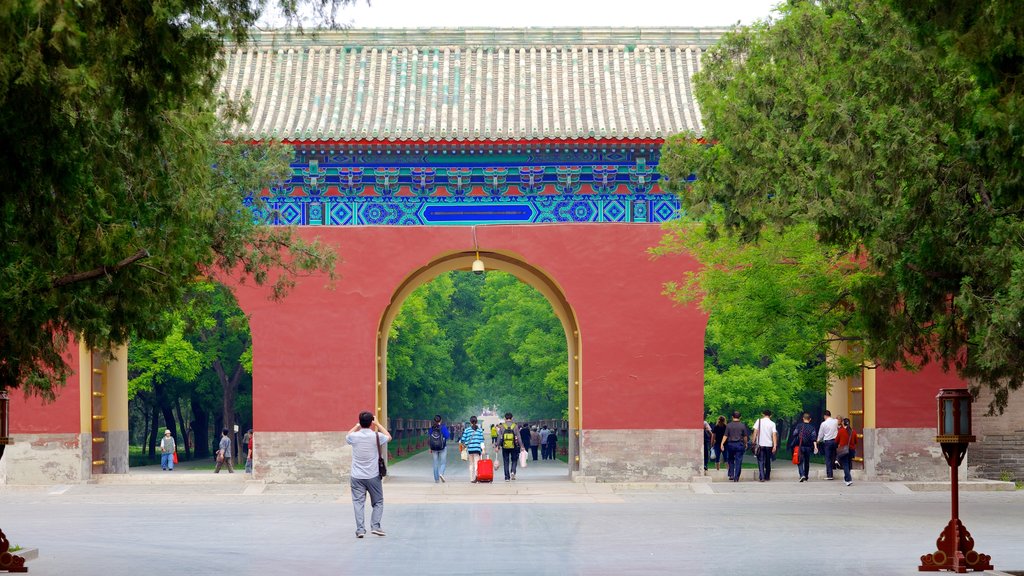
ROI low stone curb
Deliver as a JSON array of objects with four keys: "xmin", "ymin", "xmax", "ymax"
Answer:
[{"xmin": 902, "ymin": 480, "xmax": 1015, "ymax": 492}]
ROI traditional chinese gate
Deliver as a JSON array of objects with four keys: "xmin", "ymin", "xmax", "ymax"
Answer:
[{"xmin": 2, "ymin": 28, "xmax": 973, "ymax": 484}]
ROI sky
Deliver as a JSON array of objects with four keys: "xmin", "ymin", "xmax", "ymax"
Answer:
[{"xmin": 258, "ymin": 0, "xmax": 782, "ymax": 29}]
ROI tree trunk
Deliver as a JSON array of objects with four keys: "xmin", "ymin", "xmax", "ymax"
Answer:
[
  {"xmin": 147, "ymin": 403, "xmax": 158, "ymax": 459},
  {"xmin": 213, "ymin": 413, "xmax": 223, "ymax": 454},
  {"xmin": 155, "ymin": 383, "xmax": 179, "ymax": 449},
  {"xmin": 190, "ymin": 391, "xmax": 209, "ymax": 459},
  {"xmin": 140, "ymin": 400, "xmax": 151, "ymax": 452},
  {"xmin": 175, "ymin": 399, "xmax": 190, "ymax": 460},
  {"xmin": 212, "ymin": 359, "xmax": 242, "ymax": 459}
]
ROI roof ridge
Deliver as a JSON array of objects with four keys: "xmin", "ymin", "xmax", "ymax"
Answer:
[{"xmin": 242, "ymin": 27, "xmax": 727, "ymax": 49}]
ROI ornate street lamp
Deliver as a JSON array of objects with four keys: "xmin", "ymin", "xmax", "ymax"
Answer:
[
  {"xmin": 0, "ymin": 389, "xmax": 28, "ymax": 572},
  {"xmin": 0, "ymin": 389, "xmax": 10, "ymax": 458},
  {"xmin": 919, "ymin": 388, "xmax": 992, "ymax": 573}
]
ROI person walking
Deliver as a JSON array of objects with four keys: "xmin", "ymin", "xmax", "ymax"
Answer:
[
  {"xmin": 346, "ymin": 411, "xmax": 391, "ymax": 538},
  {"xmin": 490, "ymin": 424, "xmax": 499, "ymax": 449},
  {"xmin": 789, "ymin": 412, "xmax": 817, "ymax": 482},
  {"xmin": 547, "ymin": 426, "xmax": 558, "ymax": 460},
  {"xmin": 519, "ymin": 423, "xmax": 532, "ymax": 463},
  {"xmin": 498, "ymin": 413, "xmax": 520, "ymax": 481},
  {"xmin": 428, "ymin": 415, "xmax": 450, "ymax": 484},
  {"xmin": 752, "ymin": 410, "xmax": 778, "ymax": 482},
  {"xmin": 459, "ymin": 416, "xmax": 485, "ymax": 482},
  {"xmin": 529, "ymin": 426, "xmax": 541, "ymax": 461},
  {"xmin": 837, "ymin": 418, "xmax": 858, "ymax": 486},
  {"xmin": 214, "ymin": 428, "xmax": 233, "ymax": 473},
  {"xmin": 539, "ymin": 426, "xmax": 551, "ymax": 460},
  {"xmin": 712, "ymin": 416, "xmax": 727, "ymax": 471},
  {"xmin": 703, "ymin": 419, "xmax": 713, "ymax": 471},
  {"xmin": 244, "ymin": 428, "xmax": 254, "ymax": 474},
  {"xmin": 160, "ymin": 429, "xmax": 176, "ymax": 471},
  {"xmin": 721, "ymin": 411, "xmax": 749, "ymax": 482},
  {"xmin": 814, "ymin": 410, "xmax": 839, "ymax": 480}
]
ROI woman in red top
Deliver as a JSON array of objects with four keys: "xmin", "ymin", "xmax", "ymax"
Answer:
[{"xmin": 836, "ymin": 418, "xmax": 858, "ymax": 486}]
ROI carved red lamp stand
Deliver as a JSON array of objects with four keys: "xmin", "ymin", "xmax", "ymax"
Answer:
[
  {"xmin": 919, "ymin": 388, "xmax": 992, "ymax": 573},
  {"xmin": 0, "ymin": 391, "xmax": 28, "ymax": 573}
]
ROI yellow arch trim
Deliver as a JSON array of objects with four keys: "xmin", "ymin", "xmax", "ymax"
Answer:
[{"xmin": 374, "ymin": 250, "xmax": 583, "ymax": 472}]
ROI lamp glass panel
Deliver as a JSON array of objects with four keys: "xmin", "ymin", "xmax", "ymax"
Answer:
[
  {"xmin": 959, "ymin": 398, "xmax": 971, "ymax": 435},
  {"xmin": 943, "ymin": 399, "xmax": 954, "ymax": 435}
]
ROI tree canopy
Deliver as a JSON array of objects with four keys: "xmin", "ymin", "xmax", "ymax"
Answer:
[
  {"xmin": 660, "ymin": 0, "xmax": 1024, "ymax": 412},
  {"xmin": 0, "ymin": 1, "xmax": 345, "ymax": 398},
  {"xmin": 387, "ymin": 271, "xmax": 568, "ymax": 422}
]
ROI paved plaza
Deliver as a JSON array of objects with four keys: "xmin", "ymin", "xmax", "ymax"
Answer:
[{"xmin": 1, "ymin": 449, "xmax": 1022, "ymax": 575}]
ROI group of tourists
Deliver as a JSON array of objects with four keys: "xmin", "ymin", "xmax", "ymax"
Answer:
[
  {"xmin": 707, "ymin": 409, "xmax": 858, "ymax": 485},
  {"xmin": 158, "ymin": 426, "xmax": 255, "ymax": 474},
  {"xmin": 513, "ymin": 422, "xmax": 559, "ymax": 461},
  {"xmin": 344, "ymin": 409, "xmax": 552, "ymax": 538}
]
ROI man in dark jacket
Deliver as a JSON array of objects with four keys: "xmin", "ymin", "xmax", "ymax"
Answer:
[
  {"xmin": 519, "ymin": 424, "xmax": 532, "ymax": 462},
  {"xmin": 789, "ymin": 412, "xmax": 817, "ymax": 482},
  {"xmin": 720, "ymin": 411, "xmax": 749, "ymax": 482}
]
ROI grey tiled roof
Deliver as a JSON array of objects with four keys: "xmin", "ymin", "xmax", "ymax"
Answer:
[{"xmin": 219, "ymin": 28, "xmax": 723, "ymax": 142}]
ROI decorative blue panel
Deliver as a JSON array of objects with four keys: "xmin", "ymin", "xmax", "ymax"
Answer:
[{"xmin": 247, "ymin": 144, "xmax": 682, "ymax": 226}]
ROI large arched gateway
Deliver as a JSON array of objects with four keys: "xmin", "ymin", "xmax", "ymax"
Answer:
[{"xmin": 3, "ymin": 28, "xmax": 975, "ymax": 484}]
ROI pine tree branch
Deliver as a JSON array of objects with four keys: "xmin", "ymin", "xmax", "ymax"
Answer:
[{"xmin": 52, "ymin": 249, "xmax": 151, "ymax": 288}]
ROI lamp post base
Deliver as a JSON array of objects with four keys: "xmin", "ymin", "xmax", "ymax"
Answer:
[
  {"xmin": 0, "ymin": 528, "xmax": 28, "ymax": 573},
  {"xmin": 919, "ymin": 519, "xmax": 993, "ymax": 573}
]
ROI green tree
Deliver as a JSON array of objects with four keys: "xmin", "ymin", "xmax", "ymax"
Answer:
[
  {"xmin": 126, "ymin": 281, "xmax": 255, "ymax": 459},
  {"xmin": 127, "ymin": 319, "xmax": 203, "ymax": 458},
  {"xmin": 468, "ymin": 272, "xmax": 568, "ymax": 419},
  {"xmin": 386, "ymin": 271, "xmax": 568, "ymax": 422},
  {"xmin": 387, "ymin": 274, "xmax": 466, "ymax": 418},
  {"xmin": 660, "ymin": 0, "xmax": 1024, "ymax": 411},
  {"xmin": 0, "ymin": 0, "xmax": 341, "ymax": 401}
]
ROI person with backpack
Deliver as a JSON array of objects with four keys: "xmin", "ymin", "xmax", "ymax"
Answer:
[
  {"xmin": 498, "ymin": 412, "xmax": 520, "ymax": 481},
  {"xmin": 788, "ymin": 412, "xmax": 817, "ymax": 482},
  {"xmin": 459, "ymin": 416, "xmax": 486, "ymax": 482},
  {"xmin": 428, "ymin": 414, "xmax": 450, "ymax": 483}
]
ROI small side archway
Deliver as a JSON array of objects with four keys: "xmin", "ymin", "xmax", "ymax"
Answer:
[{"xmin": 376, "ymin": 250, "xmax": 582, "ymax": 475}]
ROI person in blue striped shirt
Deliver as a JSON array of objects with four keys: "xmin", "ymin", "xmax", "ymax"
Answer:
[{"xmin": 459, "ymin": 416, "xmax": 486, "ymax": 482}]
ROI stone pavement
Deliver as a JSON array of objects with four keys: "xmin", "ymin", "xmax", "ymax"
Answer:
[{"xmin": 1, "ymin": 448, "xmax": 1021, "ymax": 575}]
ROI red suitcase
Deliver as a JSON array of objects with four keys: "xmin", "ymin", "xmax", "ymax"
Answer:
[{"xmin": 476, "ymin": 458, "xmax": 494, "ymax": 482}]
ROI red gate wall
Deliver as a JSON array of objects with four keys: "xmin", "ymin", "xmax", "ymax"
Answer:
[{"xmin": 230, "ymin": 223, "xmax": 706, "ymax": 436}]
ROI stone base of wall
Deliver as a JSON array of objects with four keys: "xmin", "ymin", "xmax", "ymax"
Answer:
[
  {"xmin": 255, "ymin": 431, "xmax": 350, "ymax": 484},
  {"xmin": 863, "ymin": 428, "xmax": 951, "ymax": 481},
  {"xmin": 579, "ymin": 429, "xmax": 702, "ymax": 482},
  {"xmin": 103, "ymin": 430, "xmax": 129, "ymax": 474},
  {"xmin": 970, "ymin": 433, "xmax": 1024, "ymax": 482},
  {"xmin": 0, "ymin": 433, "xmax": 87, "ymax": 484}
]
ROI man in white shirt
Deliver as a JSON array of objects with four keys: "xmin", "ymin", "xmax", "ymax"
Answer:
[
  {"xmin": 346, "ymin": 411, "xmax": 392, "ymax": 538},
  {"xmin": 814, "ymin": 410, "xmax": 839, "ymax": 480},
  {"xmin": 752, "ymin": 409, "xmax": 778, "ymax": 482}
]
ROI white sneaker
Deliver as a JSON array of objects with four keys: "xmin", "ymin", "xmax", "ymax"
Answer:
[
  {"xmin": 440, "ymin": 475, "xmax": 446, "ymax": 483},
  {"xmin": 845, "ymin": 481, "xmax": 852, "ymax": 486}
]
